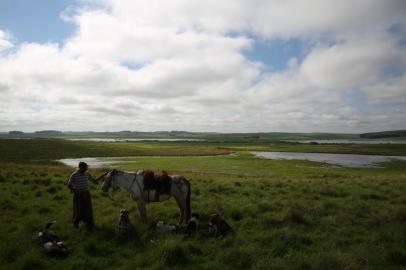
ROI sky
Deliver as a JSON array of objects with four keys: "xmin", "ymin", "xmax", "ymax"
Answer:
[{"xmin": 0, "ymin": 0, "xmax": 405, "ymax": 133}]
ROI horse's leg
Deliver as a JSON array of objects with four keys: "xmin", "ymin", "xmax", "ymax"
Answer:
[
  {"xmin": 174, "ymin": 195, "xmax": 185, "ymax": 224},
  {"xmin": 137, "ymin": 200, "xmax": 147, "ymax": 223}
]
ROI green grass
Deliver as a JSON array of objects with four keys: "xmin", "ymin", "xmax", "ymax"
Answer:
[
  {"xmin": 1, "ymin": 139, "xmax": 406, "ymax": 269},
  {"xmin": 0, "ymin": 139, "xmax": 233, "ymax": 164},
  {"xmin": 1, "ymin": 139, "xmax": 406, "ymax": 165}
]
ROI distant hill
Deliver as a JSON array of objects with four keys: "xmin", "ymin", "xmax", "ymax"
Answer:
[
  {"xmin": 0, "ymin": 130, "xmax": 359, "ymax": 142},
  {"xmin": 360, "ymin": 130, "xmax": 406, "ymax": 139},
  {"xmin": 34, "ymin": 130, "xmax": 63, "ymax": 134},
  {"xmin": 8, "ymin": 131, "xmax": 24, "ymax": 135}
]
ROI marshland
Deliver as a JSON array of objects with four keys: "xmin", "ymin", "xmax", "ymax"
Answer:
[{"xmin": 1, "ymin": 133, "xmax": 405, "ymax": 269}]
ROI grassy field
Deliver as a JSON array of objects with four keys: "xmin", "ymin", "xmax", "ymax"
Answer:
[
  {"xmin": 1, "ymin": 139, "xmax": 406, "ymax": 165},
  {"xmin": 1, "ymin": 139, "xmax": 406, "ymax": 270}
]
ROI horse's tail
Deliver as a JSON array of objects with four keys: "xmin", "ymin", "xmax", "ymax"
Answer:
[{"xmin": 185, "ymin": 179, "xmax": 191, "ymax": 220}]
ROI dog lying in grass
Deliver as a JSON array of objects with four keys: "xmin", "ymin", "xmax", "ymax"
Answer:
[
  {"xmin": 156, "ymin": 220, "xmax": 178, "ymax": 233},
  {"xmin": 38, "ymin": 221, "xmax": 68, "ymax": 257},
  {"xmin": 208, "ymin": 214, "xmax": 234, "ymax": 237},
  {"xmin": 153, "ymin": 213, "xmax": 235, "ymax": 238}
]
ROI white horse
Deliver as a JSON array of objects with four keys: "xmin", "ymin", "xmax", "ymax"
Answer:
[{"xmin": 101, "ymin": 170, "xmax": 191, "ymax": 224}]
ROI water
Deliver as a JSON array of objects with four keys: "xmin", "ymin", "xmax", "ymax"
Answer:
[
  {"xmin": 252, "ymin": 151, "xmax": 406, "ymax": 168},
  {"xmin": 285, "ymin": 139, "xmax": 406, "ymax": 144},
  {"xmin": 66, "ymin": 138, "xmax": 204, "ymax": 142},
  {"xmin": 57, "ymin": 157, "xmax": 136, "ymax": 167},
  {"xmin": 59, "ymin": 152, "xmax": 406, "ymax": 169}
]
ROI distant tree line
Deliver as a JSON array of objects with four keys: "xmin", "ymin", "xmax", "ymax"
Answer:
[
  {"xmin": 360, "ymin": 130, "xmax": 406, "ymax": 138},
  {"xmin": 9, "ymin": 131, "xmax": 24, "ymax": 135}
]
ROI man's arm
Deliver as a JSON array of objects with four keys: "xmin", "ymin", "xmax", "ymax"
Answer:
[{"xmin": 67, "ymin": 174, "xmax": 76, "ymax": 192}]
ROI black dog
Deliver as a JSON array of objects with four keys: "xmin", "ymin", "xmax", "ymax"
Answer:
[
  {"xmin": 38, "ymin": 221, "xmax": 68, "ymax": 257},
  {"xmin": 208, "ymin": 214, "xmax": 234, "ymax": 237},
  {"xmin": 118, "ymin": 209, "xmax": 136, "ymax": 239},
  {"xmin": 185, "ymin": 213, "xmax": 200, "ymax": 236}
]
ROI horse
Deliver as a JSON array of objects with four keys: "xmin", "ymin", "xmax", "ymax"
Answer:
[{"xmin": 101, "ymin": 170, "xmax": 191, "ymax": 224}]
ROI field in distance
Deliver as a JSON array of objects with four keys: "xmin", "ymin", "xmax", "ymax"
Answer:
[{"xmin": 0, "ymin": 138, "xmax": 405, "ymax": 269}]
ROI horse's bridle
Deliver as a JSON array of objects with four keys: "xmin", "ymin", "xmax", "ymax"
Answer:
[
  {"xmin": 105, "ymin": 170, "xmax": 142, "ymax": 200},
  {"xmin": 105, "ymin": 170, "xmax": 118, "ymax": 199}
]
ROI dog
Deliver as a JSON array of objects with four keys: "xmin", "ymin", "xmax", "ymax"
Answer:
[
  {"xmin": 38, "ymin": 221, "xmax": 68, "ymax": 257},
  {"xmin": 118, "ymin": 209, "xmax": 136, "ymax": 239},
  {"xmin": 156, "ymin": 220, "xmax": 178, "ymax": 233},
  {"xmin": 208, "ymin": 214, "xmax": 234, "ymax": 237},
  {"xmin": 185, "ymin": 213, "xmax": 200, "ymax": 236}
]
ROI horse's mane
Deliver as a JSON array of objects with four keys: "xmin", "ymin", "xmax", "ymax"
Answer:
[
  {"xmin": 111, "ymin": 169, "xmax": 170, "ymax": 181},
  {"xmin": 142, "ymin": 169, "xmax": 155, "ymax": 182},
  {"xmin": 110, "ymin": 169, "xmax": 123, "ymax": 175},
  {"xmin": 156, "ymin": 170, "xmax": 170, "ymax": 182}
]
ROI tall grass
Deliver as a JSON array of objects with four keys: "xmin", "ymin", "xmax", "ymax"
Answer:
[{"xmin": 0, "ymin": 140, "xmax": 406, "ymax": 269}]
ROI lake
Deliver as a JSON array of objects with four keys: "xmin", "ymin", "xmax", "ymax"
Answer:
[
  {"xmin": 57, "ymin": 157, "xmax": 135, "ymax": 167},
  {"xmin": 59, "ymin": 152, "xmax": 406, "ymax": 169},
  {"xmin": 285, "ymin": 139, "xmax": 406, "ymax": 144},
  {"xmin": 252, "ymin": 151, "xmax": 406, "ymax": 168},
  {"xmin": 66, "ymin": 138, "xmax": 205, "ymax": 142}
]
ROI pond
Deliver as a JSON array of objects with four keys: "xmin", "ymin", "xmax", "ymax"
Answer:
[
  {"xmin": 252, "ymin": 151, "xmax": 406, "ymax": 168},
  {"xmin": 285, "ymin": 139, "xmax": 406, "ymax": 144},
  {"xmin": 66, "ymin": 138, "xmax": 205, "ymax": 142},
  {"xmin": 57, "ymin": 157, "xmax": 136, "ymax": 167},
  {"xmin": 58, "ymin": 152, "xmax": 406, "ymax": 169}
]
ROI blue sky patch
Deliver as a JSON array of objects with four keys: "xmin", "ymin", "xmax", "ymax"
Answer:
[
  {"xmin": 344, "ymin": 89, "xmax": 367, "ymax": 111},
  {"xmin": 243, "ymin": 38, "xmax": 311, "ymax": 72},
  {"xmin": 0, "ymin": 0, "xmax": 75, "ymax": 44}
]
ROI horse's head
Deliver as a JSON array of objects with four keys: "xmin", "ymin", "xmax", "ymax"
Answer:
[{"xmin": 101, "ymin": 169, "xmax": 118, "ymax": 192}]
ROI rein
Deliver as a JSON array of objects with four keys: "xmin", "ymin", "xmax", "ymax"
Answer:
[
  {"xmin": 108, "ymin": 172, "xmax": 142, "ymax": 200},
  {"xmin": 129, "ymin": 175, "xmax": 137, "ymax": 191},
  {"xmin": 108, "ymin": 173, "xmax": 117, "ymax": 200},
  {"xmin": 130, "ymin": 173, "xmax": 144, "ymax": 201}
]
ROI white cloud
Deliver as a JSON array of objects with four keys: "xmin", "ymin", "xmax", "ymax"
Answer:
[
  {"xmin": 0, "ymin": 30, "xmax": 13, "ymax": 53},
  {"xmin": 99, "ymin": 0, "xmax": 406, "ymax": 38},
  {"xmin": 0, "ymin": 0, "xmax": 405, "ymax": 132}
]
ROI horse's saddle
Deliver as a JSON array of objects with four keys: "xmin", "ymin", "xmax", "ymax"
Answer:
[{"xmin": 142, "ymin": 170, "xmax": 172, "ymax": 199}]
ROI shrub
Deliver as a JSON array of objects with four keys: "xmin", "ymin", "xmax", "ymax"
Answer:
[
  {"xmin": 387, "ymin": 250, "xmax": 406, "ymax": 266},
  {"xmin": 261, "ymin": 216, "xmax": 283, "ymax": 228},
  {"xmin": 271, "ymin": 230, "xmax": 312, "ymax": 257},
  {"xmin": 256, "ymin": 202, "xmax": 274, "ymax": 213},
  {"xmin": 33, "ymin": 178, "xmax": 51, "ymax": 186},
  {"xmin": 319, "ymin": 187, "xmax": 348, "ymax": 198},
  {"xmin": 230, "ymin": 209, "xmax": 244, "ymax": 221},
  {"xmin": 83, "ymin": 240, "xmax": 112, "ymax": 257},
  {"xmin": 38, "ymin": 207, "xmax": 52, "ymax": 214},
  {"xmin": 1, "ymin": 200, "xmax": 16, "ymax": 211},
  {"xmin": 283, "ymin": 205, "xmax": 309, "ymax": 225},
  {"xmin": 360, "ymin": 193, "xmax": 387, "ymax": 200},
  {"xmin": 15, "ymin": 251, "xmax": 46, "ymax": 270},
  {"xmin": 46, "ymin": 186, "xmax": 58, "ymax": 194},
  {"xmin": 53, "ymin": 195, "xmax": 65, "ymax": 201},
  {"xmin": 392, "ymin": 208, "xmax": 406, "ymax": 224},
  {"xmin": 0, "ymin": 243, "xmax": 21, "ymax": 263},
  {"xmin": 316, "ymin": 253, "xmax": 348, "ymax": 270},
  {"xmin": 222, "ymin": 247, "xmax": 253, "ymax": 269},
  {"xmin": 159, "ymin": 239, "xmax": 189, "ymax": 267},
  {"xmin": 194, "ymin": 188, "xmax": 201, "ymax": 196}
]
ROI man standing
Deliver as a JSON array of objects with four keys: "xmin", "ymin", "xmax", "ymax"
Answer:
[{"xmin": 68, "ymin": 162, "xmax": 104, "ymax": 231}]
